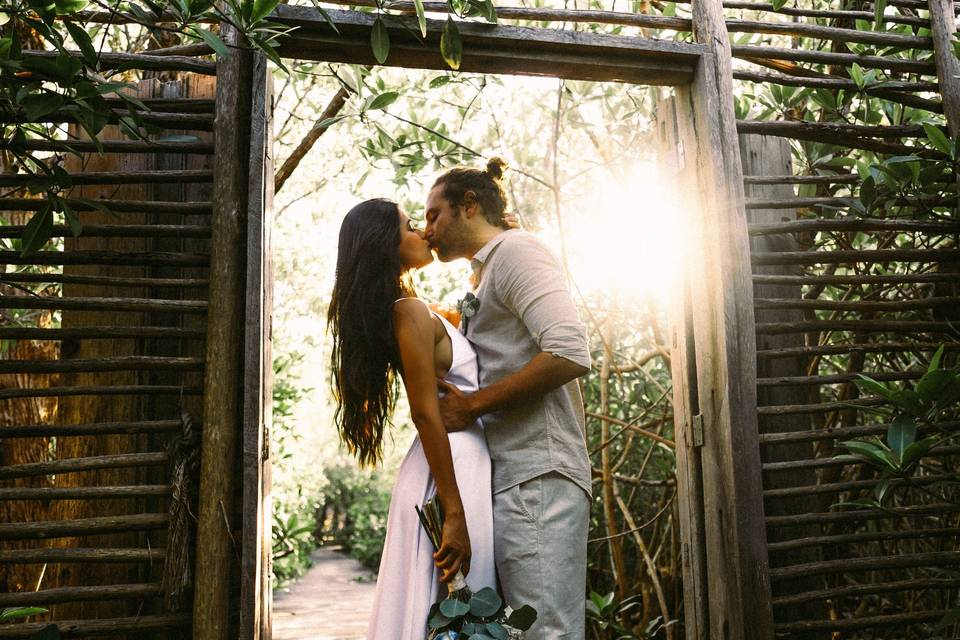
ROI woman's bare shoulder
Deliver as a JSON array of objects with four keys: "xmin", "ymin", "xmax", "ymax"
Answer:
[{"xmin": 391, "ymin": 297, "xmax": 432, "ymax": 330}]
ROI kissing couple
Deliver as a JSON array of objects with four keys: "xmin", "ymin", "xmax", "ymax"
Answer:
[{"xmin": 328, "ymin": 157, "xmax": 592, "ymax": 639}]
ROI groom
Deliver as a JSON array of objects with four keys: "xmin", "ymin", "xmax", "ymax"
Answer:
[{"xmin": 425, "ymin": 159, "xmax": 592, "ymax": 639}]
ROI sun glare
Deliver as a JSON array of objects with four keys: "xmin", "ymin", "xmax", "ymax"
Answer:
[{"xmin": 558, "ymin": 160, "xmax": 687, "ymax": 308}]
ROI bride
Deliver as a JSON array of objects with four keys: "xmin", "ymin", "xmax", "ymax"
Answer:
[{"xmin": 327, "ymin": 198, "xmax": 510, "ymax": 639}]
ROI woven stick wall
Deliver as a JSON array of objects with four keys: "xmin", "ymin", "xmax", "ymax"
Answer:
[{"xmin": 1, "ymin": 54, "xmax": 215, "ymax": 636}]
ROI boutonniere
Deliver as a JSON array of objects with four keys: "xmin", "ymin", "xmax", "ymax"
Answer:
[{"xmin": 457, "ymin": 292, "xmax": 480, "ymax": 334}]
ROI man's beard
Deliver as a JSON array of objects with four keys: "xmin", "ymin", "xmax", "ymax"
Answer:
[{"xmin": 434, "ymin": 219, "xmax": 471, "ymax": 262}]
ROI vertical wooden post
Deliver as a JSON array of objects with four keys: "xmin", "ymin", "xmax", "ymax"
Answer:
[
  {"xmin": 240, "ymin": 51, "xmax": 274, "ymax": 640},
  {"xmin": 928, "ymin": 0, "xmax": 960, "ymax": 137},
  {"xmin": 657, "ymin": 94, "xmax": 709, "ymax": 640},
  {"xmin": 679, "ymin": 0, "xmax": 775, "ymax": 634},
  {"xmin": 194, "ymin": 23, "xmax": 254, "ymax": 640}
]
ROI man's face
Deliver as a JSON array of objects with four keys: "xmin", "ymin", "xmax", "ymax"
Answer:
[{"xmin": 424, "ymin": 185, "xmax": 470, "ymax": 262}]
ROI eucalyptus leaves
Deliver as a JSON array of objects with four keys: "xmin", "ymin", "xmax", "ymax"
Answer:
[{"xmin": 369, "ymin": 0, "xmax": 498, "ymax": 69}]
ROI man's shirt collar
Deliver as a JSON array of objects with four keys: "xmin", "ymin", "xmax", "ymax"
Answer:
[{"xmin": 470, "ymin": 229, "xmax": 518, "ymax": 275}]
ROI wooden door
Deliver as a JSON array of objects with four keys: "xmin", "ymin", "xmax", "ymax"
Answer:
[{"xmin": 240, "ymin": 50, "xmax": 275, "ymax": 640}]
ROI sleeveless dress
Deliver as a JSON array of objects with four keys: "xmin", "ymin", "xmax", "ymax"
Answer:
[{"xmin": 366, "ymin": 311, "xmax": 497, "ymax": 640}]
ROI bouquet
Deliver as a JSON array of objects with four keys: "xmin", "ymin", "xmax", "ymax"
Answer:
[{"xmin": 416, "ymin": 497, "xmax": 538, "ymax": 640}]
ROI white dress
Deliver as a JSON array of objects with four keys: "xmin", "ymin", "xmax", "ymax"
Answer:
[{"xmin": 366, "ymin": 312, "xmax": 497, "ymax": 640}]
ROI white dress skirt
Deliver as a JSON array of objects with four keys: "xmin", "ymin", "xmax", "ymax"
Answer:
[{"xmin": 366, "ymin": 312, "xmax": 497, "ymax": 640}]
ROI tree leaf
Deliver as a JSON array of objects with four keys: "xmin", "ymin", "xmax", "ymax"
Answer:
[
  {"xmin": 928, "ymin": 344, "xmax": 946, "ymax": 373},
  {"xmin": 412, "ymin": 0, "xmax": 427, "ymax": 37},
  {"xmin": 20, "ymin": 202, "xmax": 54, "ymax": 256},
  {"xmin": 440, "ymin": 16, "xmax": 462, "ymax": 70},
  {"xmin": 849, "ymin": 63, "xmax": 865, "ymax": 89},
  {"xmin": 854, "ymin": 374, "xmax": 895, "ymax": 401},
  {"xmin": 468, "ymin": 586, "xmax": 502, "ymax": 617},
  {"xmin": 916, "ymin": 369, "xmax": 953, "ymax": 403},
  {"xmin": 190, "ymin": 26, "xmax": 229, "ymax": 57},
  {"xmin": 886, "ymin": 414, "xmax": 916, "ymax": 458},
  {"xmin": 839, "ymin": 439, "xmax": 897, "ymax": 470},
  {"xmin": 250, "ymin": 0, "xmax": 279, "ymax": 24},
  {"xmin": 21, "ymin": 93, "xmax": 64, "ymax": 121},
  {"xmin": 923, "ymin": 122, "xmax": 953, "ymax": 157},
  {"xmin": 0, "ymin": 607, "xmax": 48, "ymax": 621},
  {"xmin": 366, "ymin": 91, "xmax": 399, "ymax": 111},
  {"xmin": 439, "ymin": 597, "xmax": 470, "ymax": 618},
  {"xmin": 64, "ymin": 21, "xmax": 97, "ymax": 66},
  {"xmin": 371, "ymin": 17, "xmax": 389, "ymax": 64},
  {"xmin": 901, "ymin": 435, "xmax": 940, "ymax": 469},
  {"xmin": 54, "ymin": 0, "xmax": 89, "ymax": 13},
  {"xmin": 484, "ymin": 621, "xmax": 508, "ymax": 640},
  {"xmin": 771, "ymin": 0, "xmax": 786, "ymax": 10},
  {"xmin": 873, "ymin": 0, "xmax": 886, "ymax": 29}
]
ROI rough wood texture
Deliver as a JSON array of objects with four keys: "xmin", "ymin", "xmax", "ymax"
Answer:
[
  {"xmin": 0, "ymin": 548, "xmax": 164, "ymax": 563},
  {"xmin": 19, "ymin": 49, "xmax": 215, "ymax": 73},
  {"xmin": 0, "ymin": 327, "xmax": 205, "ymax": 341},
  {"xmin": 0, "ymin": 613, "xmax": 190, "ymax": 638},
  {"xmin": 658, "ymin": 93, "xmax": 708, "ymax": 640},
  {"xmin": 684, "ymin": 0, "xmax": 774, "ymax": 631},
  {"xmin": 272, "ymin": 5, "xmax": 705, "ymax": 86},
  {"xmin": 0, "ymin": 485, "xmax": 172, "ymax": 500},
  {"xmin": 0, "ymin": 514, "xmax": 169, "ymax": 540},
  {"xmin": 240, "ymin": 50, "xmax": 274, "ymax": 640},
  {"xmin": 0, "ymin": 452, "xmax": 168, "ymax": 480},
  {"xmin": 194, "ymin": 23, "xmax": 252, "ymax": 640},
  {"xmin": 929, "ymin": 0, "xmax": 960, "ymax": 136},
  {"xmin": 0, "ymin": 139, "xmax": 215, "ymax": 154},
  {"xmin": 0, "ymin": 170, "xmax": 213, "ymax": 187},
  {"xmin": 0, "ymin": 582, "xmax": 161, "ymax": 606}
]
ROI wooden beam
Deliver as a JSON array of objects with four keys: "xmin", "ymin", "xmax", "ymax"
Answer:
[
  {"xmin": 658, "ymin": 93, "xmax": 709, "ymax": 640},
  {"xmin": 193, "ymin": 23, "xmax": 252, "ymax": 640},
  {"xmin": 929, "ymin": 0, "xmax": 960, "ymax": 136},
  {"xmin": 271, "ymin": 6, "xmax": 704, "ymax": 86},
  {"xmin": 684, "ymin": 0, "xmax": 774, "ymax": 636},
  {"xmin": 239, "ymin": 51, "xmax": 274, "ymax": 640}
]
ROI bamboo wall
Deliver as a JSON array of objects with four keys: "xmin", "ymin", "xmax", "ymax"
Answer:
[{"xmin": 1, "ymin": 63, "xmax": 216, "ymax": 637}]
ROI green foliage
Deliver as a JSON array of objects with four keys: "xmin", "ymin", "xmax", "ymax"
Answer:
[
  {"xmin": 840, "ymin": 347, "xmax": 960, "ymax": 629},
  {"xmin": 586, "ymin": 591, "xmax": 670, "ymax": 639},
  {"xmin": 427, "ymin": 587, "xmax": 536, "ymax": 638},
  {"xmin": 0, "ymin": 608, "xmax": 60, "ymax": 639},
  {"xmin": 271, "ymin": 509, "xmax": 318, "ymax": 586},
  {"xmin": 340, "ymin": 472, "xmax": 392, "ymax": 570}
]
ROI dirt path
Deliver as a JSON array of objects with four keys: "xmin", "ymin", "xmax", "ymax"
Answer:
[{"xmin": 272, "ymin": 547, "xmax": 377, "ymax": 640}]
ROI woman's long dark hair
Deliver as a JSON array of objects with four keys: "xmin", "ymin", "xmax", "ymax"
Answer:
[{"xmin": 327, "ymin": 198, "xmax": 412, "ymax": 466}]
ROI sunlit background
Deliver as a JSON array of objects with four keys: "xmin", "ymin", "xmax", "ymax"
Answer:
[{"xmin": 269, "ymin": 66, "xmax": 687, "ymax": 618}]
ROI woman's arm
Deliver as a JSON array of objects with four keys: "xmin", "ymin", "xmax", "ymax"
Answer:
[{"xmin": 392, "ymin": 298, "xmax": 471, "ymax": 582}]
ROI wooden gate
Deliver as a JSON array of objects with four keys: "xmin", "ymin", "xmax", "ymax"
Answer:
[{"xmin": 0, "ymin": 26, "xmax": 273, "ymax": 640}]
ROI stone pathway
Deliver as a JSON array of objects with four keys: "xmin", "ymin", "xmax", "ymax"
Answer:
[{"xmin": 272, "ymin": 547, "xmax": 377, "ymax": 640}]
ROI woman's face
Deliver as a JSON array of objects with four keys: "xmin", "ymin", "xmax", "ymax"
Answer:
[{"xmin": 397, "ymin": 210, "xmax": 433, "ymax": 271}]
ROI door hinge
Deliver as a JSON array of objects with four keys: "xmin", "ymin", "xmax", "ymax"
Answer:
[{"xmin": 691, "ymin": 413, "xmax": 704, "ymax": 448}]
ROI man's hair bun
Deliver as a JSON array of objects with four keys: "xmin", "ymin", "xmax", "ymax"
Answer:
[{"xmin": 486, "ymin": 157, "xmax": 508, "ymax": 181}]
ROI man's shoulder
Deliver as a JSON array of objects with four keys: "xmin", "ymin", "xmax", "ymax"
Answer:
[{"xmin": 491, "ymin": 230, "xmax": 559, "ymax": 266}]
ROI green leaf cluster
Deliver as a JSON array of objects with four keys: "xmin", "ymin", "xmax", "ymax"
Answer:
[{"xmin": 427, "ymin": 587, "xmax": 536, "ymax": 639}]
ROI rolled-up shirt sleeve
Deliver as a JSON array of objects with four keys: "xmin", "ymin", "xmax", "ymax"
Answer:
[{"xmin": 493, "ymin": 236, "xmax": 592, "ymax": 370}]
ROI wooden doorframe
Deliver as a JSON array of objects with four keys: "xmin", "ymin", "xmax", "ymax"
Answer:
[{"xmin": 198, "ymin": 2, "xmax": 774, "ymax": 639}]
